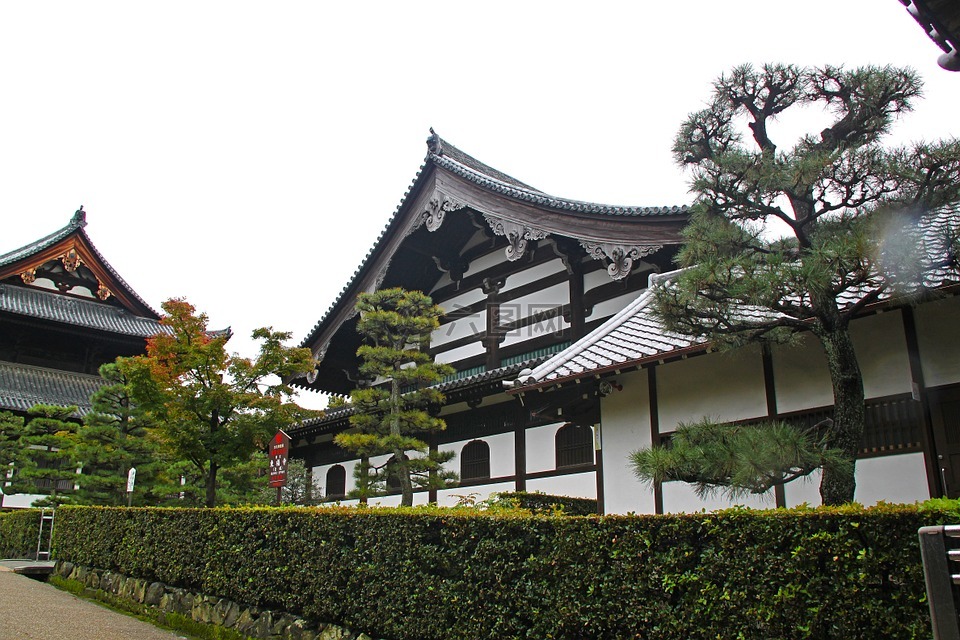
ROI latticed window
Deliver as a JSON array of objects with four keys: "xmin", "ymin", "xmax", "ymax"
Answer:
[
  {"xmin": 461, "ymin": 440, "xmax": 491, "ymax": 481},
  {"xmin": 325, "ymin": 465, "xmax": 346, "ymax": 499},
  {"xmin": 556, "ymin": 424, "xmax": 594, "ymax": 469}
]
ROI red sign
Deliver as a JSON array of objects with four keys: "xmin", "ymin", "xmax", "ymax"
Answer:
[{"xmin": 268, "ymin": 430, "xmax": 290, "ymax": 488}]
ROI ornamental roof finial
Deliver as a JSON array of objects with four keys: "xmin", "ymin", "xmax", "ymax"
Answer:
[
  {"xmin": 71, "ymin": 205, "xmax": 87, "ymax": 227},
  {"xmin": 426, "ymin": 127, "xmax": 443, "ymax": 156}
]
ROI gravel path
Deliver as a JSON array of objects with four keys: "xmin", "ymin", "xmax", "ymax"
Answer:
[{"xmin": 0, "ymin": 571, "xmax": 188, "ymax": 640}]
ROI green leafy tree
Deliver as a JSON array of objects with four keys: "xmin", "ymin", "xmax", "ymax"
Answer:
[
  {"xmin": 120, "ymin": 298, "xmax": 316, "ymax": 507},
  {"xmin": 8, "ymin": 405, "xmax": 80, "ymax": 506},
  {"xmin": 630, "ymin": 418, "xmax": 849, "ymax": 499},
  {"xmin": 658, "ymin": 64, "xmax": 960, "ymax": 505},
  {"xmin": 74, "ymin": 363, "xmax": 164, "ymax": 505},
  {"xmin": 0, "ymin": 411, "xmax": 24, "ymax": 495},
  {"xmin": 335, "ymin": 288, "xmax": 457, "ymax": 507}
]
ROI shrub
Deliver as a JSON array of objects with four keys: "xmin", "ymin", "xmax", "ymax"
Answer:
[
  {"xmin": 53, "ymin": 503, "xmax": 953, "ymax": 640},
  {"xmin": 0, "ymin": 509, "xmax": 42, "ymax": 559},
  {"xmin": 492, "ymin": 491, "xmax": 598, "ymax": 515}
]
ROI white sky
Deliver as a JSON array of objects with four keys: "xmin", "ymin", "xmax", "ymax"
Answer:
[{"xmin": 1, "ymin": 2, "xmax": 957, "ymax": 408}]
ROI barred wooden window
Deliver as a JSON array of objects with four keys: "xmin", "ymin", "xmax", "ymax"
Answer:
[
  {"xmin": 461, "ymin": 440, "xmax": 491, "ymax": 481},
  {"xmin": 556, "ymin": 424, "xmax": 594, "ymax": 469},
  {"xmin": 325, "ymin": 465, "xmax": 346, "ymax": 499}
]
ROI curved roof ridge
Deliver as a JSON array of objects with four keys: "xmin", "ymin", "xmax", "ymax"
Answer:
[
  {"xmin": 432, "ymin": 153, "xmax": 688, "ymax": 217},
  {"xmin": 0, "ymin": 209, "xmax": 87, "ymax": 267},
  {"xmin": 0, "ymin": 209, "xmax": 160, "ymax": 319}
]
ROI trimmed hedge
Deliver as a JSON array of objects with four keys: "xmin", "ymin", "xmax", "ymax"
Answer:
[
  {"xmin": 0, "ymin": 509, "xmax": 41, "ymax": 559},
  {"xmin": 53, "ymin": 503, "xmax": 956, "ymax": 640},
  {"xmin": 493, "ymin": 491, "xmax": 598, "ymax": 515}
]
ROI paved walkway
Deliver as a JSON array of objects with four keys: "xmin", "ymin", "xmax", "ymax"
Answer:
[{"xmin": 0, "ymin": 569, "xmax": 188, "ymax": 640}]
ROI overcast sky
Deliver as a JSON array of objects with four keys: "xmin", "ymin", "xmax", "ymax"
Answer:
[{"xmin": 2, "ymin": 2, "xmax": 956, "ymax": 408}]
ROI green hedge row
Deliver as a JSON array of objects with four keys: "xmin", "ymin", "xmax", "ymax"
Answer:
[
  {"xmin": 53, "ymin": 503, "xmax": 955, "ymax": 640},
  {"xmin": 493, "ymin": 491, "xmax": 598, "ymax": 515},
  {"xmin": 0, "ymin": 509, "xmax": 41, "ymax": 559}
]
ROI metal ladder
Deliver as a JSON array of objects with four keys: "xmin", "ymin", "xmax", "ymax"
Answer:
[{"xmin": 35, "ymin": 508, "xmax": 54, "ymax": 561}]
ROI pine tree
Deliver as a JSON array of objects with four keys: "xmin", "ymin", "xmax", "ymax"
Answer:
[
  {"xmin": 9, "ymin": 405, "xmax": 80, "ymax": 506},
  {"xmin": 0, "ymin": 411, "xmax": 24, "ymax": 496},
  {"xmin": 335, "ymin": 288, "xmax": 457, "ymax": 507},
  {"xmin": 658, "ymin": 64, "xmax": 960, "ymax": 504},
  {"xmin": 74, "ymin": 363, "xmax": 164, "ymax": 506}
]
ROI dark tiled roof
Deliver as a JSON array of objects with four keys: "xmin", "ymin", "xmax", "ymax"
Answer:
[
  {"xmin": 299, "ymin": 132, "xmax": 688, "ymax": 350},
  {"xmin": 430, "ymin": 149, "xmax": 688, "ymax": 218},
  {"xmin": 518, "ymin": 204, "xmax": 960, "ymax": 388},
  {"xmin": 0, "ymin": 361, "xmax": 103, "ymax": 416},
  {"xmin": 0, "ymin": 283, "xmax": 165, "ymax": 338},
  {"xmin": 0, "ymin": 211, "xmax": 160, "ymax": 319}
]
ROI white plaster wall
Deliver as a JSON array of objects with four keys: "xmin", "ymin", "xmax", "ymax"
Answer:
[
  {"xmin": 583, "ymin": 268, "xmax": 611, "ymax": 294},
  {"xmin": 661, "ymin": 482, "xmax": 774, "ymax": 513},
  {"xmin": 436, "ymin": 481, "xmax": 516, "ymax": 507},
  {"xmin": 434, "ymin": 342, "xmax": 485, "ymax": 365},
  {"xmin": 772, "ymin": 336, "xmax": 833, "ymax": 415},
  {"xmin": 657, "ymin": 346, "xmax": 767, "ymax": 431},
  {"xmin": 502, "ymin": 282, "xmax": 568, "ymax": 329},
  {"xmin": 783, "ymin": 453, "xmax": 931, "ymax": 507},
  {"xmin": 783, "ymin": 471, "xmax": 823, "ymax": 508},
  {"xmin": 587, "ymin": 290, "xmax": 644, "ymax": 322},
  {"xmin": 850, "ymin": 311, "xmax": 912, "ymax": 399},
  {"xmin": 439, "ymin": 431, "xmax": 515, "ymax": 479},
  {"xmin": 525, "ymin": 421, "xmax": 572, "ymax": 474},
  {"xmin": 471, "ymin": 250, "xmax": 510, "ymax": 278},
  {"xmin": 0, "ymin": 493, "xmax": 45, "ymax": 509},
  {"xmin": 526, "ymin": 472, "xmax": 597, "ymax": 499},
  {"xmin": 503, "ymin": 259, "xmax": 566, "ymax": 293},
  {"xmin": 501, "ymin": 317, "xmax": 569, "ymax": 349},
  {"xmin": 600, "ymin": 369, "xmax": 657, "ymax": 515},
  {"xmin": 432, "ymin": 310, "xmax": 486, "ymax": 348},
  {"xmin": 854, "ymin": 453, "xmax": 930, "ymax": 505},
  {"xmin": 916, "ymin": 295, "xmax": 960, "ymax": 388},
  {"xmin": 437, "ymin": 288, "xmax": 485, "ymax": 314}
]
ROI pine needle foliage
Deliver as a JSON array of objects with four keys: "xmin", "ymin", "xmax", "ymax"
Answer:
[
  {"xmin": 630, "ymin": 418, "xmax": 850, "ymax": 500},
  {"xmin": 335, "ymin": 288, "xmax": 457, "ymax": 506},
  {"xmin": 8, "ymin": 404, "xmax": 80, "ymax": 506},
  {"xmin": 658, "ymin": 64, "xmax": 960, "ymax": 504},
  {"xmin": 74, "ymin": 363, "xmax": 165, "ymax": 506}
]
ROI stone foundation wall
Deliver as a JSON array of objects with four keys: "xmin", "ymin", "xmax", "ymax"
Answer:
[{"xmin": 54, "ymin": 561, "xmax": 378, "ymax": 640}]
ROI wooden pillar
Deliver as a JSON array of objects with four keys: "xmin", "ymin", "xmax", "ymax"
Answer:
[
  {"xmin": 648, "ymin": 366, "xmax": 663, "ymax": 514},
  {"xmin": 902, "ymin": 305, "xmax": 940, "ymax": 497},
  {"xmin": 762, "ymin": 344, "xmax": 786, "ymax": 508},
  {"xmin": 594, "ymin": 422, "xmax": 604, "ymax": 514},
  {"xmin": 483, "ymin": 279, "xmax": 504, "ymax": 370},
  {"xmin": 515, "ymin": 420, "xmax": 527, "ymax": 492},
  {"xmin": 568, "ymin": 261, "xmax": 585, "ymax": 340},
  {"xmin": 428, "ymin": 434, "xmax": 439, "ymax": 504}
]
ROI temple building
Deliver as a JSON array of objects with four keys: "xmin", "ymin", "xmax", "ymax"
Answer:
[
  {"xmin": 289, "ymin": 132, "xmax": 960, "ymax": 514},
  {"xmin": 288, "ymin": 131, "xmax": 689, "ymax": 507},
  {"xmin": 0, "ymin": 209, "xmax": 163, "ymax": 508},
  {"xmin": 508, "ymin": 205, "xmax": 960, "ymax": 513}
]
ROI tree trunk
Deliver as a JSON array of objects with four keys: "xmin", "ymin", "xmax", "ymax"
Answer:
[
  {"xmin": 206, "ymin": 460, "xmax": 218, "ymax": 508},
  {"xmin": 391, "ymin": 376, "xmax": 414, "ymax": 507},
  {"xmin": 816, "ymin": 325, "xmax": 866, "ymax": 505}
]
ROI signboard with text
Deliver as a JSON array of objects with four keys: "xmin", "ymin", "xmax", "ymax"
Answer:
[{"xmin": 268, "ymin": 430, "xmax": 290, "ymax": 488}]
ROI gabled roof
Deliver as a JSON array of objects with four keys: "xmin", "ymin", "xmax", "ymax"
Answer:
[
  {"xmin": 0, "ymin": 361, "xmax": 103, "ymax": 416},
  {"xmin": 513, "ymin": 204, "xmax": 960, "ymax": 390},
  {"xmin": 0, "ymin": 283, "xmax": 164, "ymax": 338},
  {"xmin": 296, "ymin": 131, "xmax": 689, "ymax": 393},
  {"xmin": 0, "ymin": 208, "xmax": 159, "ymax": 319}
]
